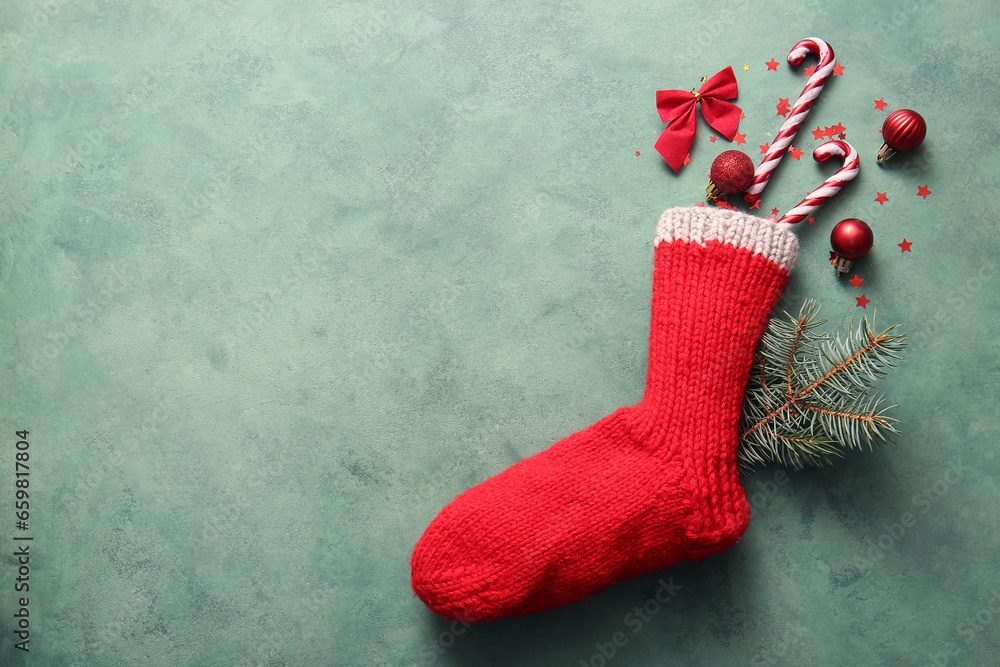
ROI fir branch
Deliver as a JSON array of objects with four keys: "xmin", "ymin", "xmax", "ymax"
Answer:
[{"xmin": 739, "ymin": 299, "xmax": 908, "ymax": 471}]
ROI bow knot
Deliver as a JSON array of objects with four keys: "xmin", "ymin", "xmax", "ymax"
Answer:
[{"xmin": 655, "ymin": 67, "xmax": 742, "ymax": 173}]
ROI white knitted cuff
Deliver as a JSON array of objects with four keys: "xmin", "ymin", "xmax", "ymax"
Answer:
[{"xmin": 655, "ymin": 206, "xmax": 799, "ymax": 274}]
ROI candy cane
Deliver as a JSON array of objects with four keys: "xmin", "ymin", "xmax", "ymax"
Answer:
[
  {"xmin": 776, "ymin": 140, "xmax": 859, "ymax": 225},
  {"xmin": 744, "ymin": 38, "xmax": 837, "ymax": 205}
]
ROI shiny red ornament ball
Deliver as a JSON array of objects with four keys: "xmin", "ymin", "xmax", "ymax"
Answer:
[
  {"xmin": 710, "ymin": 150, "xmax": 755, "ymax": 194},
  {"xmin": 831, "ymin": 218, "xmax": 874, "ymax": 260},
  {"xmin": 882, "ymin": 109, "xmax": 926, "ymax": 152}
]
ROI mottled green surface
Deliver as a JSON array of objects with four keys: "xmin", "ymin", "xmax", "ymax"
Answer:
[{"xmin": 1, "ymin": 1, "xmax": 998, "ymax": 665}]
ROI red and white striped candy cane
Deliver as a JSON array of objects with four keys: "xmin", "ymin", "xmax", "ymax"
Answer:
[
  {"xmin": 776, "ymin": 140, "xmax": 859, "ymax": 225},
  {"xmin": 744, "ymin": 37, "xmax": 837, "ymax": 205}
]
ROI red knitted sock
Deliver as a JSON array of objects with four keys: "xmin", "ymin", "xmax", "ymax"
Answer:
[{"xmin": 411, "ymin": 207, "xmax": 798, "ymax": 622}]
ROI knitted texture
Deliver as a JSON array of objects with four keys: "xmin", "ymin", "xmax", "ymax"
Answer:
[{"xmin": 411, "ymin": 207, "xmax": 798, "ymax": 622}]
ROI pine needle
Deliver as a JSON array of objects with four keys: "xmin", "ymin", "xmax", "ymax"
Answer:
[{"xmin": 739, "ymin": 299, "xmax": 908, "ymax": 471}]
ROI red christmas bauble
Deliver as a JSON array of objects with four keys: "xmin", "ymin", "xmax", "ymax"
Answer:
[
  {"xmin": 710, "ymin": 150, "xmax": 754, "ymax": 194},
  {"xmin": 881, "ymin": 109, "xmax": 926, "ymax": 152},
  {"xmin": 831, "ymin": 218, "xmax": 874, "ymax": 260}
]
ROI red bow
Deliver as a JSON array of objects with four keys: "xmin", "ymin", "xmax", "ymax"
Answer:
[{"xmin": 655, "ymin": 67, "xmax": 742, "ymax": 173}]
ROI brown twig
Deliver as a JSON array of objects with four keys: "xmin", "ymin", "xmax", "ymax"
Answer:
[{"xmin": 786, "ymin": 315, "xmax": 806, "ymax": 396}]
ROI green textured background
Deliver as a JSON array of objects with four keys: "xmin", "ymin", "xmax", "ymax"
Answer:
[{"xmin": 1, "ymin": 0, "xmax": 998, "ymax": 665}]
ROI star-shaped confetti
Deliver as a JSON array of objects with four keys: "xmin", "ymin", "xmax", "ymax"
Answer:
[
  {"xmin": 811, "ymin": 126, "xmax": 825, "ymax": 140},
  {"xmin": 766, "ymin": 58, "xmax": 779, "ymax": 71},
  {"xmin": 789, "ymin": 146, "xmax": 804, "ymax": 160},
  {"xmin": 683, "ymin": 153, "xmax": 692, "ymax": 167},
  {"xmin": 738, "ymin": 110, "xmax": 746, "ymax": 120},
  {"xmin": 776, "ymin": 98, "xmax": 791, "ymax": 116},
  {"xmin": 807, "ymin": 216, "xmax": 815, "ymax": 224},
  {"xmin": 804, "ymin": 65, "xmax": 816, "ymax": 77},
  {"xmin": 833, "ymin": 63, "xmax": 845, "ymax": 76},
  {"xmin": 829, "ymin": 122, "xmax": 846, "ymax": 138},
  {"xmin": 849, "ymin": 274, "xmax": 864, "ymax": 288},
  {"xmin": 709, "ymin": 136, "xmax": 717, "ymax": 143},
  {"xmin": 856, "ymin": 294, "xmax": 870, "ymax": 308},
  {"xmin": 743, "ymin": 64, "xmax": 750, "ymax": 71},
  {"xmin": 759, "ymin": 142, "xmax": 770, "ymax": 154},
  {"xmin": 875, "ymin": 192, "xmax": 889, "ymax": 205},
  {"xmin": 917, "ymin": 185, "xmax": 931, "ymax": 199},
  {"xmin": 770, "ymin": 207, "xmax": 780, "ymax": 216},
  {"xmin": 874, "ymin": 98, "xmax": 888, "ymax": 111},
  {"xmin": 899, "ymin": 239, "xmax": 912, "ymax": 252},
  {"xmin": 750, "ymin": 200, "xmax": 761, "ymax": 210},
  {"xmin": 635, "ymin": 151, "xmax": 640, "ymax": 156},
  {"xmin": 734, "ymin": 132, "xmax": 747, "ymax": 145}
]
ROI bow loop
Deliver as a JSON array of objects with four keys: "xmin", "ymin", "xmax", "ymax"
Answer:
[{"xmin": 655, "ymin": 66, "xmax": 742, "ymax": 173}]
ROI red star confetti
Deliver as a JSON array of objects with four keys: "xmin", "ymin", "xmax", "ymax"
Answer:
[
  {"xmin": 874, "ymin": 98, "xmax": 888, "ymax": 111},
  {"xmin": 766, "ymin": 58, "xmax": 779, "ymax": 71},
  {"xmin": 807, "ymin": 216, "xmax": 816, "ymax": 224},
  {"xmin": 849, "ymin": 274, "xmax": 864, "ymax": 288},
  {"xmin": 811, "ymin": 126, "xmax": 825, "ymax": 140},
  {"xmin": 683, "ymin": 153, "xmax": 692, "ymax": 167},
  {"xmin": 770, "ymin": 207, "xmax": 780, "ymax": 216},
  {"xmin": 635, "ymin": 151, "xmax": 640, "ymax": 156},
  {"xmin": 738, "ymin": 110, "xmax": 746, "ymax": 120},
  {"xmin": 759, "ymin": 142, "xmax": 770, "ymax": 154},
  {"xmin": 734, "ymin": 132, "xmax": 747, "ymax": 145},
  {"xmin": 776, "ymin": 98, "xmax": 791, "ymax": 116},
  {"xmin": 899, "ymin": 239, "xmax": 912, "ymax": 252},
  {"xmin": 856, "ymin": 294, "xmax": 870, "ymax": 308},
  {"xmin": 709, "ymin": 136, "xmax": 717, "ymax": 143},
  {"xmin": 750, "ymin": 200, "xmax": 761, "ymax": 210},
  {"xmin": 829, "ymin": 122, "xmax": 846, "ymax": 138},
  {"xmin": 695, "ymin": 201, "xmax": 706, "ymax": 207},
  {"xmin": 833, "ymin": 63, "xmax": 845, "ymax": 76},
  {"xmin": 823, "ymin": 125, "xmax": 834, "ymax": 139},
  {"xmin": 917, "ymin": 185, "xmax": 931, "ymax": 199},
  {"xmin": 875, "ymin": 192, "xmax": 889, "ymax": 205},
  {"xmin": 804, "ymin": 65, "xmax": 816, "ymax": 77},
  {"xmin": 715, "ymin": 199, "xmax": 737, "ymax": 210},
  {"xmin": 789, "ymin": 146, "xmax": 804, "ymax": 160}
]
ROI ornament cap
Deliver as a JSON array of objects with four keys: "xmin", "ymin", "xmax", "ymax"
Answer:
[{"xmin": 833, "ymin": 256, "xmax": 855, "ymax": 275}]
